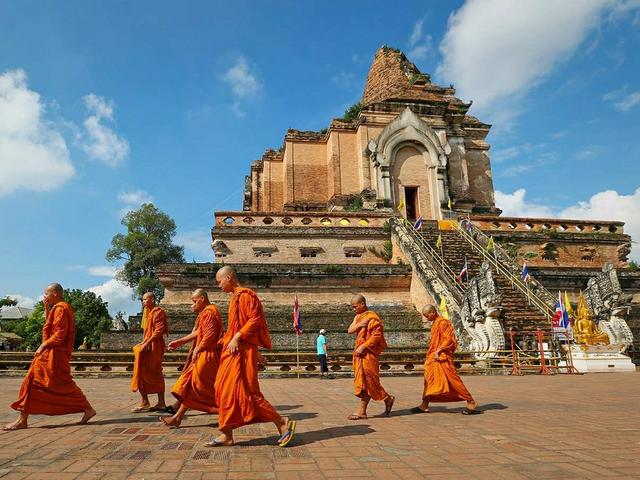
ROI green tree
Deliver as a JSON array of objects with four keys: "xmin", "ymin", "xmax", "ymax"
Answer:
[
  {"xmin": 5, "ymin": 289, "xmax": 112, "ymax": 350},
  {"xmin": 0, "ymin": 296, "xmax": 18, "ymax": 308},
  {"xmin": 106, "ymin": 203, "xmax": 185, "ymax": 300},
  {"xmin": 341, "ymin": 101, "xmax": 363, "ymax": 122}
]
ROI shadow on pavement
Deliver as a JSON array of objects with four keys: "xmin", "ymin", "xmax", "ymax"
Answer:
[{"xmin": 233, "ymin": 424, "xmax": 376, "ymax": 447}]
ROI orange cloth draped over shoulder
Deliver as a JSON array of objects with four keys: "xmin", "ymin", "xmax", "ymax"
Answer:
[
  {"xmin": 10, "ymin": 301, "xmax": 91, "ymax": 415},
  {"xmin": 353, "ymin": 310, "xmax": 389, "ymax": 401},
  {"xmin": 214, "ymin": 287, "xmax": 280, "ymax": 430},
  {"xmin": 171, "ymin": 304, "xmax": 223, "ymax": 413},
  {"xmin": 131, "ymin": 306, "xmax": 168, "ymax": 394},
  {"xmin": 423, "ymin": 315, "xmax": 473, "ymax": 402}
]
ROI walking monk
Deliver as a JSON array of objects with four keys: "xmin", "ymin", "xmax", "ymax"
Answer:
[
  {"xmin": 131, "ymin": 292, "xmax": 168, "ymax": 412},
  {"xmin": 3, "ymin": 283, "xmax": 96, "ymax": 430},
  {"xmin": 208, "ymin": 266, "xmax": 295, "ymax": 447},
  {"xmin": 347, "ymin": 294, "xmax": 394, "ymax": 420},
  {"xmin": 412, "ymin": 304, "xmax": 480, "ymax": 415},
  {"xmin": 160, "ymin": 288, "xmax": 223, "ymax": 427}
]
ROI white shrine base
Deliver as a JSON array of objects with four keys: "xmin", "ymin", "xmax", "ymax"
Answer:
[{"xmin": 562, "ymin": 344, "xmax": 636, "ymax": 373}]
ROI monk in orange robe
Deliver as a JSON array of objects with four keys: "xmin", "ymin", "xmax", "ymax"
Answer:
[
  {"xmin": 3, "ymin": 283, "xmax": 96, "ymax": 430},
  {"xmin": 131, "ymin": 292, "xmax": 168, "ymax": 412},
  {"xmin": 159, "ymin": 288, "xmax": 223, "ymax": 427},
  {"xmin": 207, "ymin": 266, "xmax": 295, "ymax": 447},
  {"xmin": 412, "ymin": 304, "xmax": 480, "ymax": 415},
  {"xmin": 347, "ymin": 294, "xmax": 394, "ymax": 420}
]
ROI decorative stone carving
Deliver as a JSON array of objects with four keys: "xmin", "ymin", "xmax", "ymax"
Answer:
[
  {"xmin": 584, "ymin": 263, "xmax": 634, "ymax": 351},
  {"xmin": 458, "ymin": 261, "xmax": 506, "ymax": 358}
]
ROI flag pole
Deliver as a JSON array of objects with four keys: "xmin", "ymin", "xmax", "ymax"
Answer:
[{"xmin": 296, "ymin": 332, "xmax": 300, "ymax": 379}]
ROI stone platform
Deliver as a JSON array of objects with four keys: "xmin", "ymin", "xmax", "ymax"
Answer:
[{"xmin": 0, "ymin": 374, "xmax": 639, "ymax": 479}]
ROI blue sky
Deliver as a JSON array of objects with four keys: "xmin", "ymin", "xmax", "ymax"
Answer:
[{"xmin": 1, "ymin": 0, "xmax": 639, "ymax": 316}]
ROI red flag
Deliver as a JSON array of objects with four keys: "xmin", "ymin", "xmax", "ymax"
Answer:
[{"xmin": 293, "ymin": 294, "xmax": 302, "ymax": 335}]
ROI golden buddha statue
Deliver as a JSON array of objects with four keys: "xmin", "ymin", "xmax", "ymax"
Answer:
[
  {"xmin": 572, "ymin": 293, "xmax": 610, "ymax": 345},
  {"xmin": 78, "ymin": 336, "xmax": 89, "ymax": 350}
]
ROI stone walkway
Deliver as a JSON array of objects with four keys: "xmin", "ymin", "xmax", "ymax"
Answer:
[{"xmin": 0, "ymin": 373, "xmax": 639, "ymax": 479}]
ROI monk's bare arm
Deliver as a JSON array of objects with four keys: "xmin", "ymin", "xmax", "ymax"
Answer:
[
  {"xmin": 347, "ymin": 315, "xmax": 368, "ymax": 334},
  {"xmin": 168, "ymin": 331, "xmax": 198, "ymax": 351}
]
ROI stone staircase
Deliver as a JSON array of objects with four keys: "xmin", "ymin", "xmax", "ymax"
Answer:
[{"xmin": 417, "ymin": 225, "xmax": 550, "ymax": 332}]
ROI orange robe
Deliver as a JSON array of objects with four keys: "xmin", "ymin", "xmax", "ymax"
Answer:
[
  {"xmin": 353, "ymin": 310, "xmax": 389, "ymax": 401},
  {"xmin": 423, "ymin": 316, "xmax": 474, "ymax": 402},
  {"xmin": 11, "ymin": 301, "xmax": 91, "ymax": 415},
  {"xmin": 131, "ymin": 306, "xmax": 168, "ymax": 394},
  {"xmin": 214, "ymin": 287, "xmax": 280, "ymax": 430},
  {"xmin": 171, "ymin": 304, "xmax": 223, "ymax": 413}
]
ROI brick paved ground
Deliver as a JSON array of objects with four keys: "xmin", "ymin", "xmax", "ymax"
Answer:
[{"xmin": 0, "ymin": 373, "xmax": 639, "ymax": 479}]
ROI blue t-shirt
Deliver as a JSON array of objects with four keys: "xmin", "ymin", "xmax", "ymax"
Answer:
[{"xmin": 316, "ymin": 335, "xmax": 326, "ymax": 355}]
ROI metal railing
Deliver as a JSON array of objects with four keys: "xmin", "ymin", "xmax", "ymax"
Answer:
[
  {"xmin": 391, "ymin": 217, "xmax": 464, "ymax": 303},
  {"xmin": 453, "ymin": 219, "xmax": 555, "ymax": 321}
]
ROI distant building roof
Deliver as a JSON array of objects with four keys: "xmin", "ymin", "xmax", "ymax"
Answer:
[
  {"xmin": 0, "ymin": 332, "xmax": 23, "ymax": 342},
  {"xmin": 0, "ymin": 306, "xmax": 34, "ymax": 320}
]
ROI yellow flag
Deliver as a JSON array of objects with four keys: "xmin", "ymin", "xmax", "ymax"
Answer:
[
  {"xmin": 141, "ymin": 306, "xmax": 148, "ymax": 330},
  {"xmin": 564, "ymin": 291, "xmax": 573, "ymax": 316},
  {"xmin": 439, "ymin": 296, "xmax": 449, "ymax": 320},
  {"xmin": 397, "ymin": 198, "xmax": 405, "ymax": 213},
  {"xmin": 486, "ymin": 236, "xmax": 494, "ymax": 252},
  {"xmin": 435, "ymin": 233, "xmax": 442, "ymax": 249},
  {"xmin": 447, "ymin": 198, "xmax": 452, "ymax": 210}
]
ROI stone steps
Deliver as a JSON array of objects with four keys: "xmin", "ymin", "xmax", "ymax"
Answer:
[{"xmin": 417, "ymin": 227, "xmax": 549, "ymax": 332}]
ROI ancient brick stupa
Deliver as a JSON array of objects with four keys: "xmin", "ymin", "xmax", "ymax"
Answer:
[{"xmin": 103, "ymin": 46, "xmax": 639, "ymax": 368}]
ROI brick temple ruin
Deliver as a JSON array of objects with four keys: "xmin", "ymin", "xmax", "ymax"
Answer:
[{"xmin": 102, "ymin": 46, "xmax": 640, "ymax": 372}]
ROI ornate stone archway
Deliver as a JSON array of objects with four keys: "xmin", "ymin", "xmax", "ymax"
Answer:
[{"xmin": 367, "ymin": 107, "xmax": 451, "ymax": 220}]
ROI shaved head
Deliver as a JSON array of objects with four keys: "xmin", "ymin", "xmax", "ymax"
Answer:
[
  {"xmin": 192, "ymin": 288, "xmax": 209, "ymax": 301},
  {"xmin": 142, "ymin": 292, "xmax": 156, "ymax": 301},
  {"xmin": 351, "ymin": 294, "xmax": 366, "ymax": 306},
  {"xmin": 46, "ymin": 283, "xmax": 63, "ymax": 296},
  {"xmin": 422, "ymin": 304, "xmax": 436, "ymax": 316},
  {"xmin": 216, "ymin": 265, "xmax": 239, "ymax": 293}
]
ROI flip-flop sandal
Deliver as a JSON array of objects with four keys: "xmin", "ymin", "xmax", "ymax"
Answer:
[
  {"xmin": 462, "ymin": 408, "xmax": 482, "ymax": 415},
  {"xmin": 204, "ymin": 438, "xmax": 234, "ymax": 447},
  {"xmin": 131, "ymin": 406, "xmax": 151, "ymax": 413},
  {"xmin": 410, "ymin": 406, "xmax": 429, "ymax": 414},
  {"xmin": 383, "ymin": 395, "xmax": 395, "ymax": 416},
  {"xmin": 278, "ymin": 420, "xmax": 297, "ymax": 447},
  {"xmin": 164, "ymin": 406, "xmax": 177, "ymax": 415},
  {"xmin": 148, "ymin": 406, "xmax": 166, "ymax": 412},
  {"xmin": 347, "ymin": 414, "xmax": 368, "ymax": 420}
]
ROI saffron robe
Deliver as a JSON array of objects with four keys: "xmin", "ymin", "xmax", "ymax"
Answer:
[
  {"xmin": 353, "ymin": 310, "xmax": 389, "ymax": 401},
  {"xmin": 423, "ymin": 316, "xmax": 474, "ymax": 402},
  {"xmin": 131, "ymin": 306, "xmax": 168, "ymax": 394},
  {"xmin": 214, "ymin": 287, "xmax": 280, "ymax": 430},
  {"xmin": 171, "ymin": 304, "xmax": 223, "ymax": 413},
  {"xmin": 11, "ymin": 301, "xmax": 91, "ymax": 415}
]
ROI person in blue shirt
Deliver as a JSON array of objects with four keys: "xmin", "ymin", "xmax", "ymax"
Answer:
[{"xmin": 316, "ymin": 329, "xmax": 329, "ymax": 378}]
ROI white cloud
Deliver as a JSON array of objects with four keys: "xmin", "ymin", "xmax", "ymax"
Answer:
[
  {"xmin": 2, "ymin": 293, "xmax": 37, "ymax": 308},
  {"xmin": 495, "ymin": 189, "xmax": 555, "ymax": 218},
  {"xmin": 409, "ymin": 19, "xmax": 424, "ymax": 47},
  {"xmin": 87, "ymin": 265, "xmax": 118, "ymax": 277},
  {"xmin": 80, "ymin": 93, "xmax": 129, "ymax": 167},
  {"xmin": 222, "ymin": 56, "xmax": 260, "ymax": 98},
  {"xmin": 407, "ymin": 19, "xmax": 433, "ymax": 62},
  {"xmin": 603, "ymin": 86, "xmax": 640, "ymax": 111},
  {"xmin": 437, "ymin": 0, "xmax": 626, "ymax": 126},
  {"xmin": 491, "ymin": 146, "xmax": 520, "ymax": 163},
  {"xmin": 175, "ymin": 228, "xmax": 213, "ymax": 261},
  {"xmin": 117, "ymin": 189, "xmax": 153, "ymax": 216},
  {"xmin": 496, "ymin": 187, "xmax": 640, "ymax": 261},
  {"xmin": 0, "ymin": 69, "xmax": 75, "ymax": 197},
  {"xmin": 87, "ymin": 278, "xmax": 139, "ymax": 318}
]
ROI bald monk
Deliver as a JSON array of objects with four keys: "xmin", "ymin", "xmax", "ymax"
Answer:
[
  {"xmin": 131, "ymin": 292, "xmax": 168, "ymax": 412},
  {"xmin": 207, "ymin": 266, "xmax": 295, "ymax": 447},
  {"xmin": 159, "ymin": 289, "xmax": 223, "ymax": 427},
  {"xmin": 412, "ymin": 304, "xmax": 480, "ymax": 414},
  {"xmin": 347, "ymin": 294, "xmax": 394, "ymax": 420},
  {"xmin": 3, "ymin": 283, "xmax": 96, "ymax": 430}
]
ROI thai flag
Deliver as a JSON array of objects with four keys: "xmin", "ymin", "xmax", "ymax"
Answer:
[
  {"xmin": 293, "ymin": 294, "xmax": 302, "ymax": 335},
  {"xmin": 553, "ymin": 292, "xmax": 570, "ymax": 329},
  {"xmin": 413, "ymin": 216, "xmax": 424, "ymax": 230},
  {"xmin": 455, "ymin": 257, "xmax": 468, "ymax": 285},
  {"xmin": 521, "ymin": 262, "xmax": 530, "ymax": 284}
]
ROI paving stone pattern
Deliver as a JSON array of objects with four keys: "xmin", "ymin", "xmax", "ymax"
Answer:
[{"xmin": 0, "ymin": 374, "xmax": 639, "ymax": 479}]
